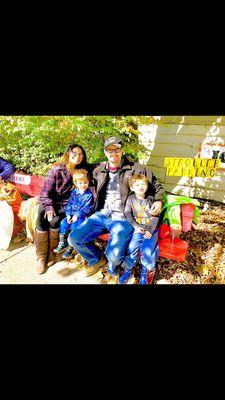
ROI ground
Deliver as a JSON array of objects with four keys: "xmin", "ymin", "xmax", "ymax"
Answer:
[
  {"xmin": 156, "ymin": 202, "xmax": 225, "ymax": 284},
  {"xmin": 0, "ymin": 201, "xmax": 225, "ymax": 284},
  {"xmin": 0, "ymin": 241, "xmax": 103, "ymax": 284}
]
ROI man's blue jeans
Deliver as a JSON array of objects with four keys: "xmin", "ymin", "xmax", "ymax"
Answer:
[
  {"xmin": 123, "ymin": 229, "xmax": 159, "ymax": 271},
  {"xmin": 68, "ymin": 212, "xmax": 134, "ymax": 274}
]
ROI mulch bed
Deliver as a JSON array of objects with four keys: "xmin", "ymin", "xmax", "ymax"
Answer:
[{"xmin": 155, "ymin": 202, "xmax": 225, "ymax": 284}]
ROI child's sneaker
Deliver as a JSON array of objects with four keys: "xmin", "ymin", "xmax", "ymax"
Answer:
[
  {"xmin": 62, "ymin": 246, "xmax": 74, "ymax": 259},
  {"xmin": 53, "ymin": 233, "xmax": 68, "ymax": 253},
  {"xmin": 139, "ymin": 266, "xmax": 148, "ymax": 285},
  {"xmin": 53, "ymin": 242, "xmax": 67, "ymax": 253},
  {"xmin": 139, "ymin": 267, "xmax": 156, "ymax": 285},
  {"xmin": 147, "ymin": 269, "xmax": 156, "ymax": 284},
  {"xmin": 118, "ymin": 269, "xmax": 132, "ymax": 284}
]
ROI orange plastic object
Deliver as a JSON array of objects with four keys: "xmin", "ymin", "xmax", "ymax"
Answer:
[
  {"xmin": 158, "ymin": 237, "xmax": 188, "ymax": 262},
  {"xmin": 98, "ymin": 233, "xmax": 110, "ymax": 241},
  {"xmin": 159, "ymin": 224, "xmax": 172, "ymax": 239},
  {"xmin": 181, "ymin": 203, "xmax": 195, "ymax": 232},
  {"xmin": 13, "ymin": 213, "xmax": 25, "ymax": 237}
]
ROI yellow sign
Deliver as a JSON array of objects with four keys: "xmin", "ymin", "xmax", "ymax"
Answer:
[{"xmin": 164, "ymin": 158, "xmax": 221, "ymax": 177}]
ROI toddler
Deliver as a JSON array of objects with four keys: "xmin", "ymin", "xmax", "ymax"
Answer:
[
  {"xmin": 54, "ymin": 169, "xmax": 94, "ymax": 259},
  {"xmin": 120, "ymin": 174, "xmax": 160, "ymax": 284}
]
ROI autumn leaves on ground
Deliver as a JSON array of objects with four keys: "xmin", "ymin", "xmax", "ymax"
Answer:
[{"xmin": 156, "ymin": 203, "xmax": 225, "ymax": 284}]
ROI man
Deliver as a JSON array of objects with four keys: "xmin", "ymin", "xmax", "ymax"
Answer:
[
  {"xmin": 68, "ymin": 136, "xmax": 165, "ymax": 278},
  {"xmin": 0, "ymin": 156, "xmax": 15, "ymax": 182}
]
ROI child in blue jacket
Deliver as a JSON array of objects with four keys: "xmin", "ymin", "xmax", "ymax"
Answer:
[{"xmin": 54, "ymin": 169, "xmax": 94, "ymax": 259}]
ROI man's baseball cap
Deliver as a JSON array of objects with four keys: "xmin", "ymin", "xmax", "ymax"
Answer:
[{"xmin": 104, "ymin": 136, "xmax": 122, "ymax": 149}]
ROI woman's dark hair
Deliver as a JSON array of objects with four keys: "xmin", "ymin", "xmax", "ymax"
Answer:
[
  {"xmin": 67, "ymin": 143, "xmax": 87, "ymax": 164},
  {"xmin": 57, "ymin": 143, "xmax": 88, "ymax": 168}
]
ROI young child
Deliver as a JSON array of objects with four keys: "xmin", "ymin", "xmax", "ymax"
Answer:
[
  {"xmin": 120, "ymin": 174, "xmax": 160, "ymax": 284},
  {"xmin": 54, "ymin": 169, "xmax": 94, "ymax": 259}
]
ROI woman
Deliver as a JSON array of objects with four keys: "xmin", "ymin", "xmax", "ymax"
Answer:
[{"xmin": 35, "ymin": 143, "xmax": 95, "ymax": 274}]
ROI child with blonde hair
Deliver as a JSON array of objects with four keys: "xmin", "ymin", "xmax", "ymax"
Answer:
[
  {"xmin": 54, "ymin": 169, "xmax": 94, "ymax": 259},
  {"xmin": 120, "ymin": 174, "xmax": 160, "ymax": 284}
]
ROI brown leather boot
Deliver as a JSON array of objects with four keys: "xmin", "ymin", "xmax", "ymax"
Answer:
[
  {"xmin": 47, "ymin": 228, "xmax": 59, "ymax": 267},
  {"xmin": 84, "ymin": 255, "xmax": 107, "ymax": 277},
  {"xmin": 34, "ymin": 230, "xmax": 49, "ymax": 274}
]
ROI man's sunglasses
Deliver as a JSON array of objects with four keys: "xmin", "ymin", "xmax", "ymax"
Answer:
[{"xmin": 105, "ymin": 148, "xmax": 122, "ymax": 154}]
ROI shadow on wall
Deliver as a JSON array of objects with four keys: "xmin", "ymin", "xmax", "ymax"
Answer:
[{"xmin": 138, "ymin": 116, "xmax": 225, "ymax": 203}]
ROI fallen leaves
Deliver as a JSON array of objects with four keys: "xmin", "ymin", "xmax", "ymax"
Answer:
[{"xmin": 155, "ymin": 202, "xmax": 225, "ymax": 284}]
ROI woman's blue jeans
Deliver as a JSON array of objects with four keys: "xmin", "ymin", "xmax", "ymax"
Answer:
[
  {"xmin": 123, "ymin": 229, "xmax": 159, "ymax": 271},
  {"xmin": 68, "ymin": 212, "xmax": 134, "ymax": 274}
]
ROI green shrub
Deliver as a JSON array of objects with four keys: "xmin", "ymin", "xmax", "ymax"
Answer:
[{"xmin": 0, "ymin": 115, "xmax": 151, "ymax": 176}]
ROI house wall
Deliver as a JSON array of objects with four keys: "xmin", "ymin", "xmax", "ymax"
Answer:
[{"xmin": 138, "ymin": 116, "xmax": 225, "ymax": 203}]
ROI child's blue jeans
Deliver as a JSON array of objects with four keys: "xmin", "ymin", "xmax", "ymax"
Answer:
[
  {"xmin": 59, "ymin": 217, "xmax": 85, "ymax": 235},
  {"xmin": 123, "ymin": 229, "xmax": 159, "ymax": 271}
]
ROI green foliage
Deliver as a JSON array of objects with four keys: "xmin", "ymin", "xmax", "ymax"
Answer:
[{"xmin": 0, "ymin": 116, "xmax": 151, "ymax": 176}]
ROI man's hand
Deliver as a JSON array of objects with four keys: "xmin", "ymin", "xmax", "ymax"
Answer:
[
  {"xmin": 72, "ymin": 215, "xmax": 78, "ymax": 223},
  {"xmin": 150, "ymin": 201, "xmax": 163, "ymax": 216}
]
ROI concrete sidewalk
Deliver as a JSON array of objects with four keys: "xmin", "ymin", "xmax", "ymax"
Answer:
[{"xmin": 0, "ymin": 241, "xmax": 107, "ymax": 284}]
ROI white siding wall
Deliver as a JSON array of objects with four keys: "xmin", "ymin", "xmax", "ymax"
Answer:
[{"xmin": 138, "ymin": 117, "xmax": 225, "ymax": 203}]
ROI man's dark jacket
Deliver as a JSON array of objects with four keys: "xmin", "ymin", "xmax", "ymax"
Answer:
[{"xmin": 92, "ymin": 156, "xmax": 165, "ymax": 213}]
